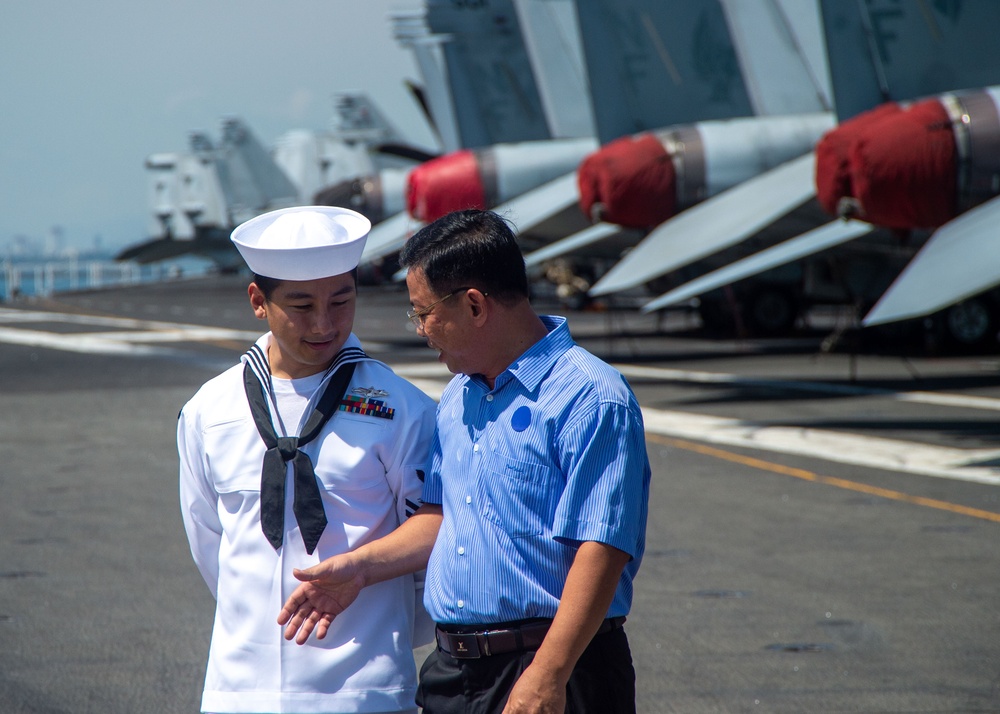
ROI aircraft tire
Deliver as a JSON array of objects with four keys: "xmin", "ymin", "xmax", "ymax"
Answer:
[
  {"xmin": 939, "ymin": 296, "xmax": 998, "ymax": 350},
  {"xmin": 743, "ymin": 286, "xmax": 799, "ymax": 336}
]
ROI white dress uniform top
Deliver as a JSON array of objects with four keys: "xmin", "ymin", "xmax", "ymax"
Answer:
[
  {"xmin": 178, "ymin": 205, "xmax": 436, "ymax": 713},
  {"xmin": 179, "ymin": 332, "xmax": 435, "ymax": 713}
]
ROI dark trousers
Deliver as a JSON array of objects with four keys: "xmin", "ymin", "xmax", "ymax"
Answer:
[{"xmin": 415, "ymin": 625, "xmax": 635, "ymax": 714}]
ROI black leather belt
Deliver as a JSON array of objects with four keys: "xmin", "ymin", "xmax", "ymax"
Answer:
[{"xmin": 435, "ymin": 616, "xmax": 626, "ymax": 659}]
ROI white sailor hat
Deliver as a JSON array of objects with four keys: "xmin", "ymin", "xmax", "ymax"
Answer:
[{"xmin": 230, "ymin": 205, "xmax": 371, "ymax": 281}]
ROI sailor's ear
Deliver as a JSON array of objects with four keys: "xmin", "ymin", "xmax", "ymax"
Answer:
[{"xmin": 248, "ymin": 283, "xmax": 268, "ymax": 319}]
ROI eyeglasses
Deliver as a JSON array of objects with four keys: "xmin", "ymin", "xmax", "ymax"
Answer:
[{"xmin": 406, "ymin": 286, "xmax": 481, "ymax": 327}]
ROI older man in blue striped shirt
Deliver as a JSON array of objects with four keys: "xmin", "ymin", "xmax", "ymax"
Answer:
[{"xmin": 280, "ymin": 209, "xmax": 650, "ymax": 714}]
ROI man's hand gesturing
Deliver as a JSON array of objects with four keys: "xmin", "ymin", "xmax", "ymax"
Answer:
[{"xmin": 277, "ymin": 555, "xmax": 365, "ymax": 644}]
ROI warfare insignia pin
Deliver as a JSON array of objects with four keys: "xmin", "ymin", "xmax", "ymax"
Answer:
[{"xmin": 352, "ymin": 386, "xmax": 390, "ymax": 398}]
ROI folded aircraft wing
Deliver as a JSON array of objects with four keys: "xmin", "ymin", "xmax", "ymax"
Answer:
[
  {"xmin": 863, "ymin": 195, "xmax": 1000, "ymax": 326},
  {"xmin": 116, "ymin": 236, "xmax": 201, "ymax": 264},
  {"xmin": 493, "ymin": 171, "xmax": 579, "ymax": 235},
  {"xmin": 641, "ymin": 219, "xmax": 874, "ymax": 312},
  {"xmin": 524, "ymin": 222, "xmax": 626, "ymax": 268},
  {"xmin": 359, "ymin": 212, "xmax": 422, "ymax": 266},
  {"xmin": 590, "ymin": 152, "xmax": 817, "ymax": 296}
]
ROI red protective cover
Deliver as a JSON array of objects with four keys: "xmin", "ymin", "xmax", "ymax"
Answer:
[
  {"xmin": 406, "ymin": 150, "xmax": 487, "ymax": 222},
  {"xmin": 577, "ymin": 134, "xmax": 676, "ymax": 228},
  {"xmin": 815, "ymin": 102, "xmax": 902, "ymax": 216},
  {"xmin": 816, "ymin": 99, "xmax": 957, "ymax": 228}
]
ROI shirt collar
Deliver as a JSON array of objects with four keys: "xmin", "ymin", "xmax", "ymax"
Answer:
[
  {"xmin": 241, "ymin": 332, "xmax": 366, "ymax": 394},
  {"xmin": 471, "ymin": 315, "xmax": 573, "ymax": 394}
]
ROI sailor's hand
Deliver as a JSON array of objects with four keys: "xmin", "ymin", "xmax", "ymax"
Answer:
[{"xmin": 277, "ymin": 556, "xmax": 365, "ymax": 644}]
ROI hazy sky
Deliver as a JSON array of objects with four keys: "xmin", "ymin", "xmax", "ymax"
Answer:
[{"xmin": 0, "ymin": 0, "xmax": 435, "ymax": 255}]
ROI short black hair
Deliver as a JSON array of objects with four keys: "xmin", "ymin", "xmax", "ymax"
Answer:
[
  {"xmin": 251, "ymin": 268, "xmax": 358, "ymax": 301},
  {"xmin": 251, "ymin": 274, "xmax": 282, "ymax": 301},
  {"xmin": 398, "ymin": 209, "xmax": 528, "ymax": 303}
]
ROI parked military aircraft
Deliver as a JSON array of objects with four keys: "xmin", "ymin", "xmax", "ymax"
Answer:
[
  {"xmin": 276, "ymin": 93, "xmax": 435, "ymax": 214},
  {"xmin": 282, "ymin": 92, "xmax": 436, "ymax": 276},
  {"xmin": 121, "ymin": 0, "xmax": 839, "ymax": 294},
  {"xmin": 381, "ymin": 0, "xmax": 824, "ymax": 298},
  {"xmin": 118, "ymin": 117, "xmax": 300, "ymax": 271},
  {"xmin": 508, "ymin": 0, "xmax": 795, "ymax": 251},
  {"xmin": 355, "ymin": 0, "xmax": 602, "ymax": 269},
  {"xmin": 828, "ymin": 0, "xmax": 1000, "ymax": 344},
  {"xmin": 617, "ymin": 0, "xmax": 1000, "ymax": 348},
  {"xmin": 117, "ymin": 92, "xmax": 434, "ymax": 273},
  {"xmin": 123, "ymin": 0, "xmax": 589, "ymax": 275},
  {"xmin": 496, "ymin": 0, "xmax": 840, "ymax": 321}
]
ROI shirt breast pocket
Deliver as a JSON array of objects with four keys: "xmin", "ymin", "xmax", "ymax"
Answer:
[
  {"xmin": 480, "ymin": 454, "xmax": 555, "ymax": 538},
  {"xmin": 202, "ymin": 417, "xmax": 264, "ymax": 494},
  {"xmin": 311, "ymin": 414, "xmax": 388, "ymax": 492}
]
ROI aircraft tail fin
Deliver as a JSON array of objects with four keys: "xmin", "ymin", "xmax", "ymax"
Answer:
[
  {"xmin": 820, "ymin": 0, "xmax": 1000, "ymax": 121},
  {"xmin": 394, "ymin": 0, "xmax": 550, "ymax": 150},
  {"xmin": 511, "ymin": 0, "xmax": 595, "ymax": 139},
  {"xmin": 718, "ymin": 0, "xmax": 832, "ymax": 116},
  {"xmin": 575, "ymin": 0, "xmax": 753, "ymax": 144},
  {"xmin": 216, "ymin": 118, "xmax": 299, "ymax": 225},
  {"xmin": 329, "ymin": 92, "xmax": 406, "ymax": 147}
]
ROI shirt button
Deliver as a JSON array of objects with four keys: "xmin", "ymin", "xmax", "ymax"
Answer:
[
  {"xmin": 457, "ymin": 600, "xmax": 465, "ymax": 609},
  {"xmin": 473, "ymin": 444, "xmax": 480, "ymax": 452},
  {"xmin": 465, "ymin": 496, "xmax": 472, "ymax": 504},
  {"xmin": 457, "ymin": 546, "xmax": 466, "ymax": 555},
  {"xmin": 486, "ymin": 394, "xmax": 494, "ymax": 402}
]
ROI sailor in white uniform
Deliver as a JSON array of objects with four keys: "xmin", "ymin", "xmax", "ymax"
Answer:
[{"xmin": 178, "ymin": 206, "xmax": 436, "ymax": 714}]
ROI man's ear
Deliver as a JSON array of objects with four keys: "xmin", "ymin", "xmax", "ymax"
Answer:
[
  {"xmin": 248, "ymin": 283, "xmax": 268, "ymax": 320},
  {"xmin": 467, "ymin": 288, "xmax": 489, "ymax": 326}
]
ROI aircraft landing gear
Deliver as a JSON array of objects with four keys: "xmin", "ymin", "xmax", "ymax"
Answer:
[
  {"xmin": 743, "ymin": 286, "xmax": 799, "ymax": 336},
  {"xmin": 920, "ymin": 294, "xmax": 1000, "ymax": 353},
  {"xmin": 934, "ymin": 296, "xmax": 998, "ymax": 350},
  {"xmin": 697, "ymin": 285, "xmax": 799, "ymax": 337}
]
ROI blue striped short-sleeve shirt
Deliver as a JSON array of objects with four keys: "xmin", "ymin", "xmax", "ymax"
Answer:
[{"xmin": 422, "ymin": 315, "xmax": 651, "ymax": 625}]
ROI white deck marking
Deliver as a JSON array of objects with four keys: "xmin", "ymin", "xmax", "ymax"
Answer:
[
  {"xmin": 638, "ymin": 408, "xmax": 1000, "ymax": 486},
  {"xmin": 390, "ymin": 363, "xmax": 1000, "ymax": 487},
  {"xmin": 614, "ymin": 363, "xmax": 1000, "ymax": 412},
  {"xmin": 2, "ymin": 310, "xmax": 998, "ymax": 486},
  {"xmin": 0, "ymin": 307, "xmax": 260, "ymax": 355}
]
